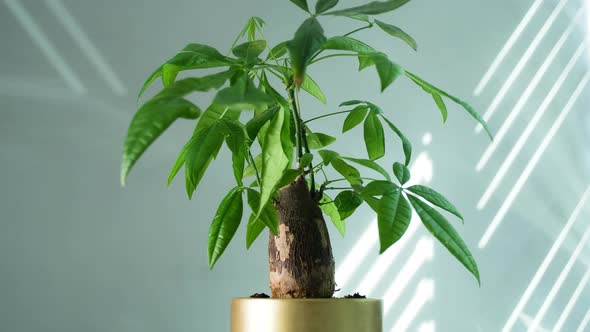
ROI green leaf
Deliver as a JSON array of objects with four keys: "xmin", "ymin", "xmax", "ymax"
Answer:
[
  {"xmin": 300, "ymin": 153, "xmax": 314, "ymax": 168},
  {"xmin": 331, "ymin": 158, "xmax": 362, "ymax": 185},
  {"xmin": 167, "ymin": 138, "xmax": 191, "ymax": 185},
  {"xmin": 213, "ymin": 73, "xmax": 273, "ymax": 109},
  {"xmin": 258, "ymin": 107, "xmax": 289, "ymax": 218},
  {"xmin": 246, "ymin": 188, "xmax": 279, "ymax": 236},
  {"xmin": 279, "ymin": 105, "xmax": 295, "ymax": 165},
  {"xmin": 121, "ymin": 97, "xmax": 200, "ymax": 185},
  {"xmin": 432, "ymin": 93, "xmax": 448, "ymax": 123},
  {"xmin": 245, "ymin": 106, "xmax": 280, "ymax": 141},
  {"xmin": 232, "ymin": 40, "xmax": 267, "ymax": 60},
  {"xmin": 194, "ymin": 104, "xmax": 240, "ymax": 134},
  {"xmin": 307, "ymin": 132, "xmax": 337, "ymax": 149},
  {"xmin": 184, "ymin": 124, "xmax": 225, "ymax": 199},
  {"xmin": 325, "ymin": 0, "xmax": 411, "ymax": 16},
  {"xmin": 219, "ymin": 119, "xmax": 249, "ymax": 185},
  {"xmin": 208, "ymin": 187, "xmax": 243, "ymax": 268},
  {"xmin": 408, "ymin": 195, "xmax": 479, "ymax": 284},
  {"xmin": 378, "ymin": 189, "xmax": 411, "ymax": 253},
  {"xmin": 366, "ymin": 52, "xmax": 403, "ymax": 91},
  {"xmin": 301, "ymin": 74, "xmax": 327, "ymax": 104},
  {"xmin": 406, "ymin": 185, "xmax": 463, "ymax": 221},
  {"xmin": 364, "ymin": 195, "xmax": 381, "ymax": 212},
  {"xmin": 381, "ymin": 116, "xmax": 412, "ymax": 166},
  {"xmin": 363, "ymin": 111, "xmax": 385, "ymax": 160},
  {"xmin": 393, "ymin": 162, "xmax": 410, "ymax": 185},
  {"xmin": 138, "ymin": 65, "xmax": 163, "ymax": 101},
  {"xmin": 318, "ymin": 149, "xmax": 340, "ymax": 165},
  {"xmin": 342, "ymin": 105, "xmax": 369, "ymax": 133},
  {"xmin": 341, "ymin": 156, "xmax": 391, "ymax": 181},
  {"xmin": 162, "ymin": 43, "xmax": 235, "ymax": 86},
  {"xmin": 290, "ymin": 0, "xmax": 310, "ymax": 12},
  {"xmin": 274, "ymin": 169, "xmax": 300, "ymax": 190},
  {"xmin": 374, "ymin": 20, "xmax": 417, "ymax": 51},
  {"xmin": 322, "ymin": 36, "xmax": 375, "ymax": 54},
  {"xmin": 361, "ymin": 180, "xmax": 398, "ymax": 196},
  {"xmin": 288, "ymin": 17, "xmax": 327, "ymax": 85},
  {"xmin": 154, "ymin": 70, "xmax": 234, "ymax": 100},
  {"xmin": 316, "ymin": 0, "xmax": 339, "ymax": 13},
  {"xmin": 404, "ymin": 71, "xmax": 493, "ymax": 140},
  {"xmin": 267, "ymin": 41, "xmax": 289, "ymax": 60},
  {"xmin": 334, "ymin": 190, "xmax": 363, "ymax": 220},
  {"xmin": 341, "ymin": 13, "xmax": 371, "ymax": 22},
  {"xmin": 320, "ymin": 193, "xmax": 345, "ymax": 236},
  {"xmin": 244, "ymin": 153, "xmax": 262, "ymax": 178},
  {"xmin": 246, "ymin": 213, "xmax": 266, "ymax": 249}
]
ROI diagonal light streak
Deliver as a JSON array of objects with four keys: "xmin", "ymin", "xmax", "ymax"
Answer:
[
  {"xmin": 477, "ymin": 41, "xmax": 587, "ymax": 210},
  {"xmin": 44, "ymin": 0, "xmax": 127, "ymax": 96},
  {"xmin": 552, "ymin": 266, "xmax": 590, "ymax": 331},
  {"xmin": 475, "ymin": 0, "xmax": 570, "ymax": 133},
  {"xmin": 479, "ymin": 72, "xmax": 590, "ymax": 249},
  {"xmin": 475, "ymin": 10, "xmax": 583, "ymax": 173},
  {"xmin": 390, "ymin": 279, "xmax": 434, "ymax": 332},
  {"xmin": 473, "ymin": 0, "xmax": 546, "ymax": 96},
  {"xmin": 418, "ymin": 320, "xmax": 436, "ymax": 332},
  {"xmin": 4, "ymin": 0, "xmax": 85, "ymax": 93},
  {"xmin": 528, "ymin": 220, "xmax": 590, "ymax": 331},
  {"xmin": 498, "ymin": 184, "xmax": 590, "ymax": 332},
  {"xmin": 577, "ymin": 306, "xmax": 590, "ymax": 332},
  {"xmin": 382, "ymin": 237, "xmax": 434, "ymax": 313}
]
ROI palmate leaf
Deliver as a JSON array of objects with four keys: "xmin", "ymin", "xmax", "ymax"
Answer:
[
  {"xmin": 323, "ymin": 36, "xmax": 375, "ymax": 54},
  {"xmin": 365, "ymin": 52, "xmax": 403, "ymax": 92},
  {"xmin": 267, "ymin": 41, "xmax": 289, "ymax": 60},
  {"xmin": 218, "ymin": 119, "xmax": 249, "ymax": 185},
  {"xmin": 208, "ymin": 186, "xmax": 243, "ymax": 268},
  {"xmin": 341, "ymin": 156, "xmax": 391, "ymax": 181},
  {"xmin": 307, "ymin": 132, "xmax": 336, "ymax": 149},
  {"xmin": 404, "ymin": 71, "xmax": 493, "ymax": 139},
  {"xmin": 316, "ymin": 0, "xmax": 339, "ymax": 14},
  {"xmin": 232, "ymin": 40, "xmax": 267, "ymax": 60},
  {"xmin": 342, "ymin": 105, "xmax": 369, "ymax": 132},
  {"xmin": 318, "ymin": 149, "xmax": 340, "ymax": 165},
  {"xmin": 374, "ymin": 20, "xmax": 417, "ymax": 51},
  {"xmin": 406, "ymin": 185, "xmax": 463, "ymax": 221},
  {"xmin": 213, "ymin": 72, "xmax": 273, "ymax": 109},
  {"xmin": 331, "ymin": 158, "xmax": 362, "ymax": 186},
  {"xmin": 257, "ymin": 107, "xmax": 289, "ymax": 219},
  {"xmin": 288, "ymin": 17, "xmax": 327, "ymax": 86},
  {"xmin": 408, "ymin": 195, "xmax": 479, "ymax": 284},
  {"xmin": 363, "ymin": 110, "xmax": 385, "ymax": 160},
  {"xmin": 300, "ymin": 153, "xmax": 314, "ymax": 168},
  {"xmin": 334, "ymin": 190, "xmax": 364, "ymax": 220},
  {"xmin": 320, "ymin": 193, "xmax": 345, "ymax": 236},
  {"xmin": 154, "ymin": 69, "xmax": 235, "ymax": 100},
  {"xmin": 245, "ymin": 105, "xmax": 280, "ymax": 141},
  {"xmin": 246, "ymin": 213, "xmax": 266, "ymax": 249},
  {"xmin": 377, "ymin": 189, "xmax": 412, "ymax": 253},
  {"xmin": 381, "ymin": 116, "xmax": 412, "ymax": 166},
  {"xmin": 289, "ymin": 0, "xmax": 310, "ymax": 13},
  {"xmin": 324, "ymin": 0, "xmax": 411, "ymax": 16},
  {"xmin": 246, "ymin": 188, "xmax": 279, "ymax": 236},
  {"xmin": 432, "ymin": 93, "xmax": 448, "ymax": 123},
  {"xmin": 184, "ymin": 125, "xmax": 225, "ymax": 199},
  {"xmin": 301, "ymin": 74, "xmax": 327, "ymax": 104},
  {"xmin": 393, "ymin": 162, "xmax": 410, "ymax": 185},
  {"xmin": 361, "ymin": 180, "xmax": 398, "ymax": 196},
  {"xmin": 121, "ymin": 97, "xmax": 200, "ymax": 185}
]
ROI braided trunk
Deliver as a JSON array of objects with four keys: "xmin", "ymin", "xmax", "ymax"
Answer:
[{"xmin": 268, "ymin": 176, "xmax": 335, "ymax": 298}]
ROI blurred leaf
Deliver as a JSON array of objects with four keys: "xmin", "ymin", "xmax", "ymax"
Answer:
[
  {"xmin": 342, "ymin": 105, "xmax": 369, "ymax": 132},
  {"xmin": 194, "ymin": 104, "xmax": 240, "ymax": 133},
  {"xmin": 318, "ymin": 149, "xmax": 340, "ymax": 165},
  {"xmin": 121, "ymin": 97, "xmax": 200, "ymax": 185},
  {"xmin": 288, "ymin": 17, "xmax": 327, "ymax": 85},
  {"xmin": 331, "ymin": 158, "xmax": 362, "ymax": 185},
  {"xmin": 405, "ymin": 71, "xmax": 493, "ymax": 139},
  {"xmin": 406, "ymin": 185, "xmax": 463, "ymax": 221},
  {"xmin": 381, "ymin": 116, "xmax": 412, "ymax": 166},
  {"xmin": 363, "ymin": 111, "xmax": 385, "ymax": 160},
  {"xmin": 300, "ymin": 153, "xmax": 314, "ymax": 168},
  {"xmin": 213, "ymin": 73, "xmax": 273, "ymax": 108},
  {"xmin": 341, "ymin": 156, "xmax": 390, "ymax": 181},
  {"xmin": 342, "ymin": 13, "xmax": 371, "ymax": 22},
  {"xmin": 374, "ymin": 20, "xmax": 417, "ymax": 51},
  {"xmin": 208, "ymin": 187, "xmax": 243, "ymax": 268},
  {"xmin": 361, "ymin": 180, "xmax": 398, "ymax": 196},
  {"xmin": 246, "ymin": 188, "xmax": 279, "ymax": 236},
  {"xmin": 244, "ymin": 153, "xmax": 263, "ymax": 178},
  {"xmin": 290, "ymin": 0, "xmax": 310, "ymax": 12},
  {"xmin": 246, "ymin": 213, "xmax": 266, "ymax": 249},
  {"xmin": 322, "ymin": 36, "xmax": 375, "ymax": 54},
  {"xmin": 301, "ymin": 74, "xmax": 327, "ymax": 104},
  {"xmin": 162, "ymin": 43, "xmax": 235, "ymax": 86},
  {"xmin": 267, "ymin": 41, "xmax": 289, "ymax": 60},
  {"xmin": 307, "ymin": 132, "xmax": 337, "ymax": 149},
  {"xmin": 392, "ymin": 162, "xmax": 410, "ymax": 185},
  {"xmin": 378, "ymin": 189, "xmax": 411, "ymax": 253},
  {"xmin": 245, "ymin": 106, "xmax": 280, "ymax": 141},
  {"xmin": 325, "ymin": 0, "xmax": 411, "ymax": 16},
  {"xmin": 364, "ymin": 195, "xmax": 381, "ymax": 212},
  {"xmin": 320, "ymin": 193, "xmax": 345, "ymax": 236},
  {"xmin": 232, "ymin": 40, "xmax": 267, "ymax": 60},
  {"xmin": 154, "ymin": 70, "xmax": 234, "ymax": 100},
  {"xmin": 184, "ymin": 124, "xmax": 225, "ymax": 199},
  {"xmin": 408, "ymin": 195, "xmax": 479, "ymax": 284},
  {"xmin": 219, "ymin": 119, "xmax": 249, "ymax": 185},
  {"xmin": 316, "ymin": 0, "xmax": 339, "ymax": 13},
  {"xmin": 334, "ymin": 190, "xmax": 363, "ymax": 220},
  {"xmin": 432, "ymin": 93, "xmax": 448, "ymax": 123},
  {"xmin": 274, "ymin": 169, "xmax": 300, "ymax": 190},
  {"xmin": 366, "ymin": 52, "xmax": 403, "ymax": 91}
]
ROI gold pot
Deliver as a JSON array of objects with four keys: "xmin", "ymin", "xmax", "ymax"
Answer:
[{"xmin": 230, "ymin": 297, "xmax": 382, "ymax": 332}]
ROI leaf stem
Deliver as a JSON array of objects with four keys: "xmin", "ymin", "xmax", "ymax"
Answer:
[
  {"xmin": 294, "ymin": 88, "xmax": 316, "ymax": 193},
  {"xmin": 247, "ymin": 150, "xmax": 262, "ymax": 187},
  {"xmin": 308, "ymin": 53, "xmax": 361, "ymax": 65},
  {"xmin": 324, "ymin": 186, "xmax": 353, "ymax": 191},
  {"xmin": 303, "ymin": 109, "xmax": 353, "ymax": 124},
  {"xmin": 343, "ymin": 23, "xmax": 373, "ymax": 37}
]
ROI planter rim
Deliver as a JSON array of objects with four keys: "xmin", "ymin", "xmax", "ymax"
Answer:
[{"xmin": 232, "ymin": 297, "xmax": 381, "ymax": 303}]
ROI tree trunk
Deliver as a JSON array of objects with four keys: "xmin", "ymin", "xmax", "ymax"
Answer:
[{"xmin": 268, "ymin": 176, "xmax": 336, "ymax": 298}]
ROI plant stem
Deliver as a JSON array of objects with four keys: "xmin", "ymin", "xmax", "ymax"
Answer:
[
  {"xmin": 323, "ymin": 177, "xmax": 379, "ymax": 186},
  {"xmin": 288, "ymin": 88, "xmax": 304, "ymax": 160},
  {"xmin": 293, "ymin": 88, "xmax": 316, "ymax": 193},
  {"xmin": 308, "ymin": 53, "xmax": 360, "ymax": 65},
  {"xmin": 324, "ymin": 186, "xmax": 353, "ymax": 191},
  {"xmin": 303, "ymin": 109, "xmax": 354, "ymax": 124},
  {"xmin": 343, "ymin": 24, "xmax": 373, "ymax": 37},
  {"xmin": 247, "ymin": 150, "xmax": 262, "ymax": 186}
]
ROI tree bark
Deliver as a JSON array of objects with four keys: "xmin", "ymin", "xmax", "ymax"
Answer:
[{"xmin": 268, "ymin": 176, "xmax": 336, "ymax": 298}]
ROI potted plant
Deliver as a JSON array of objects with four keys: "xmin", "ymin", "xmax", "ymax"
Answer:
[{"xmin": 121, "ymin": 0, "xmax": 493, "ymax": 331}]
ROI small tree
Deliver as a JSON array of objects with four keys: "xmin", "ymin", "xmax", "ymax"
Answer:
[{"xmin": 121, "ymin": 0, "xmax": 492, "ymax": 298}]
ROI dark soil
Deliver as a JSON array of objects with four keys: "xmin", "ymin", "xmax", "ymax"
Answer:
[
  {"xmin": 343, "ymin": 292, "xmax": 367, "ymax": 299},
  {"xmin": 249, "ymin": 293, "xmax": 270, "ymax": 298}
]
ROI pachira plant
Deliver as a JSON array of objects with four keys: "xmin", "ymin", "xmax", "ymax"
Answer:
[{"xmin": 121, "ymin": 0, "xmax": 493, "ymax": 298}]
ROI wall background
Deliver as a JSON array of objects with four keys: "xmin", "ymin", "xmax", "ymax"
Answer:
[{"xmin": 1, "ymin": 0, "xmax": 589, "ymax": 331}]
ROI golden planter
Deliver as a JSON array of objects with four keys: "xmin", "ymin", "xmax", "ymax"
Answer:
[{"xmin": 231, "ymin": 297, "xmax": 382, "ymax": 332}]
